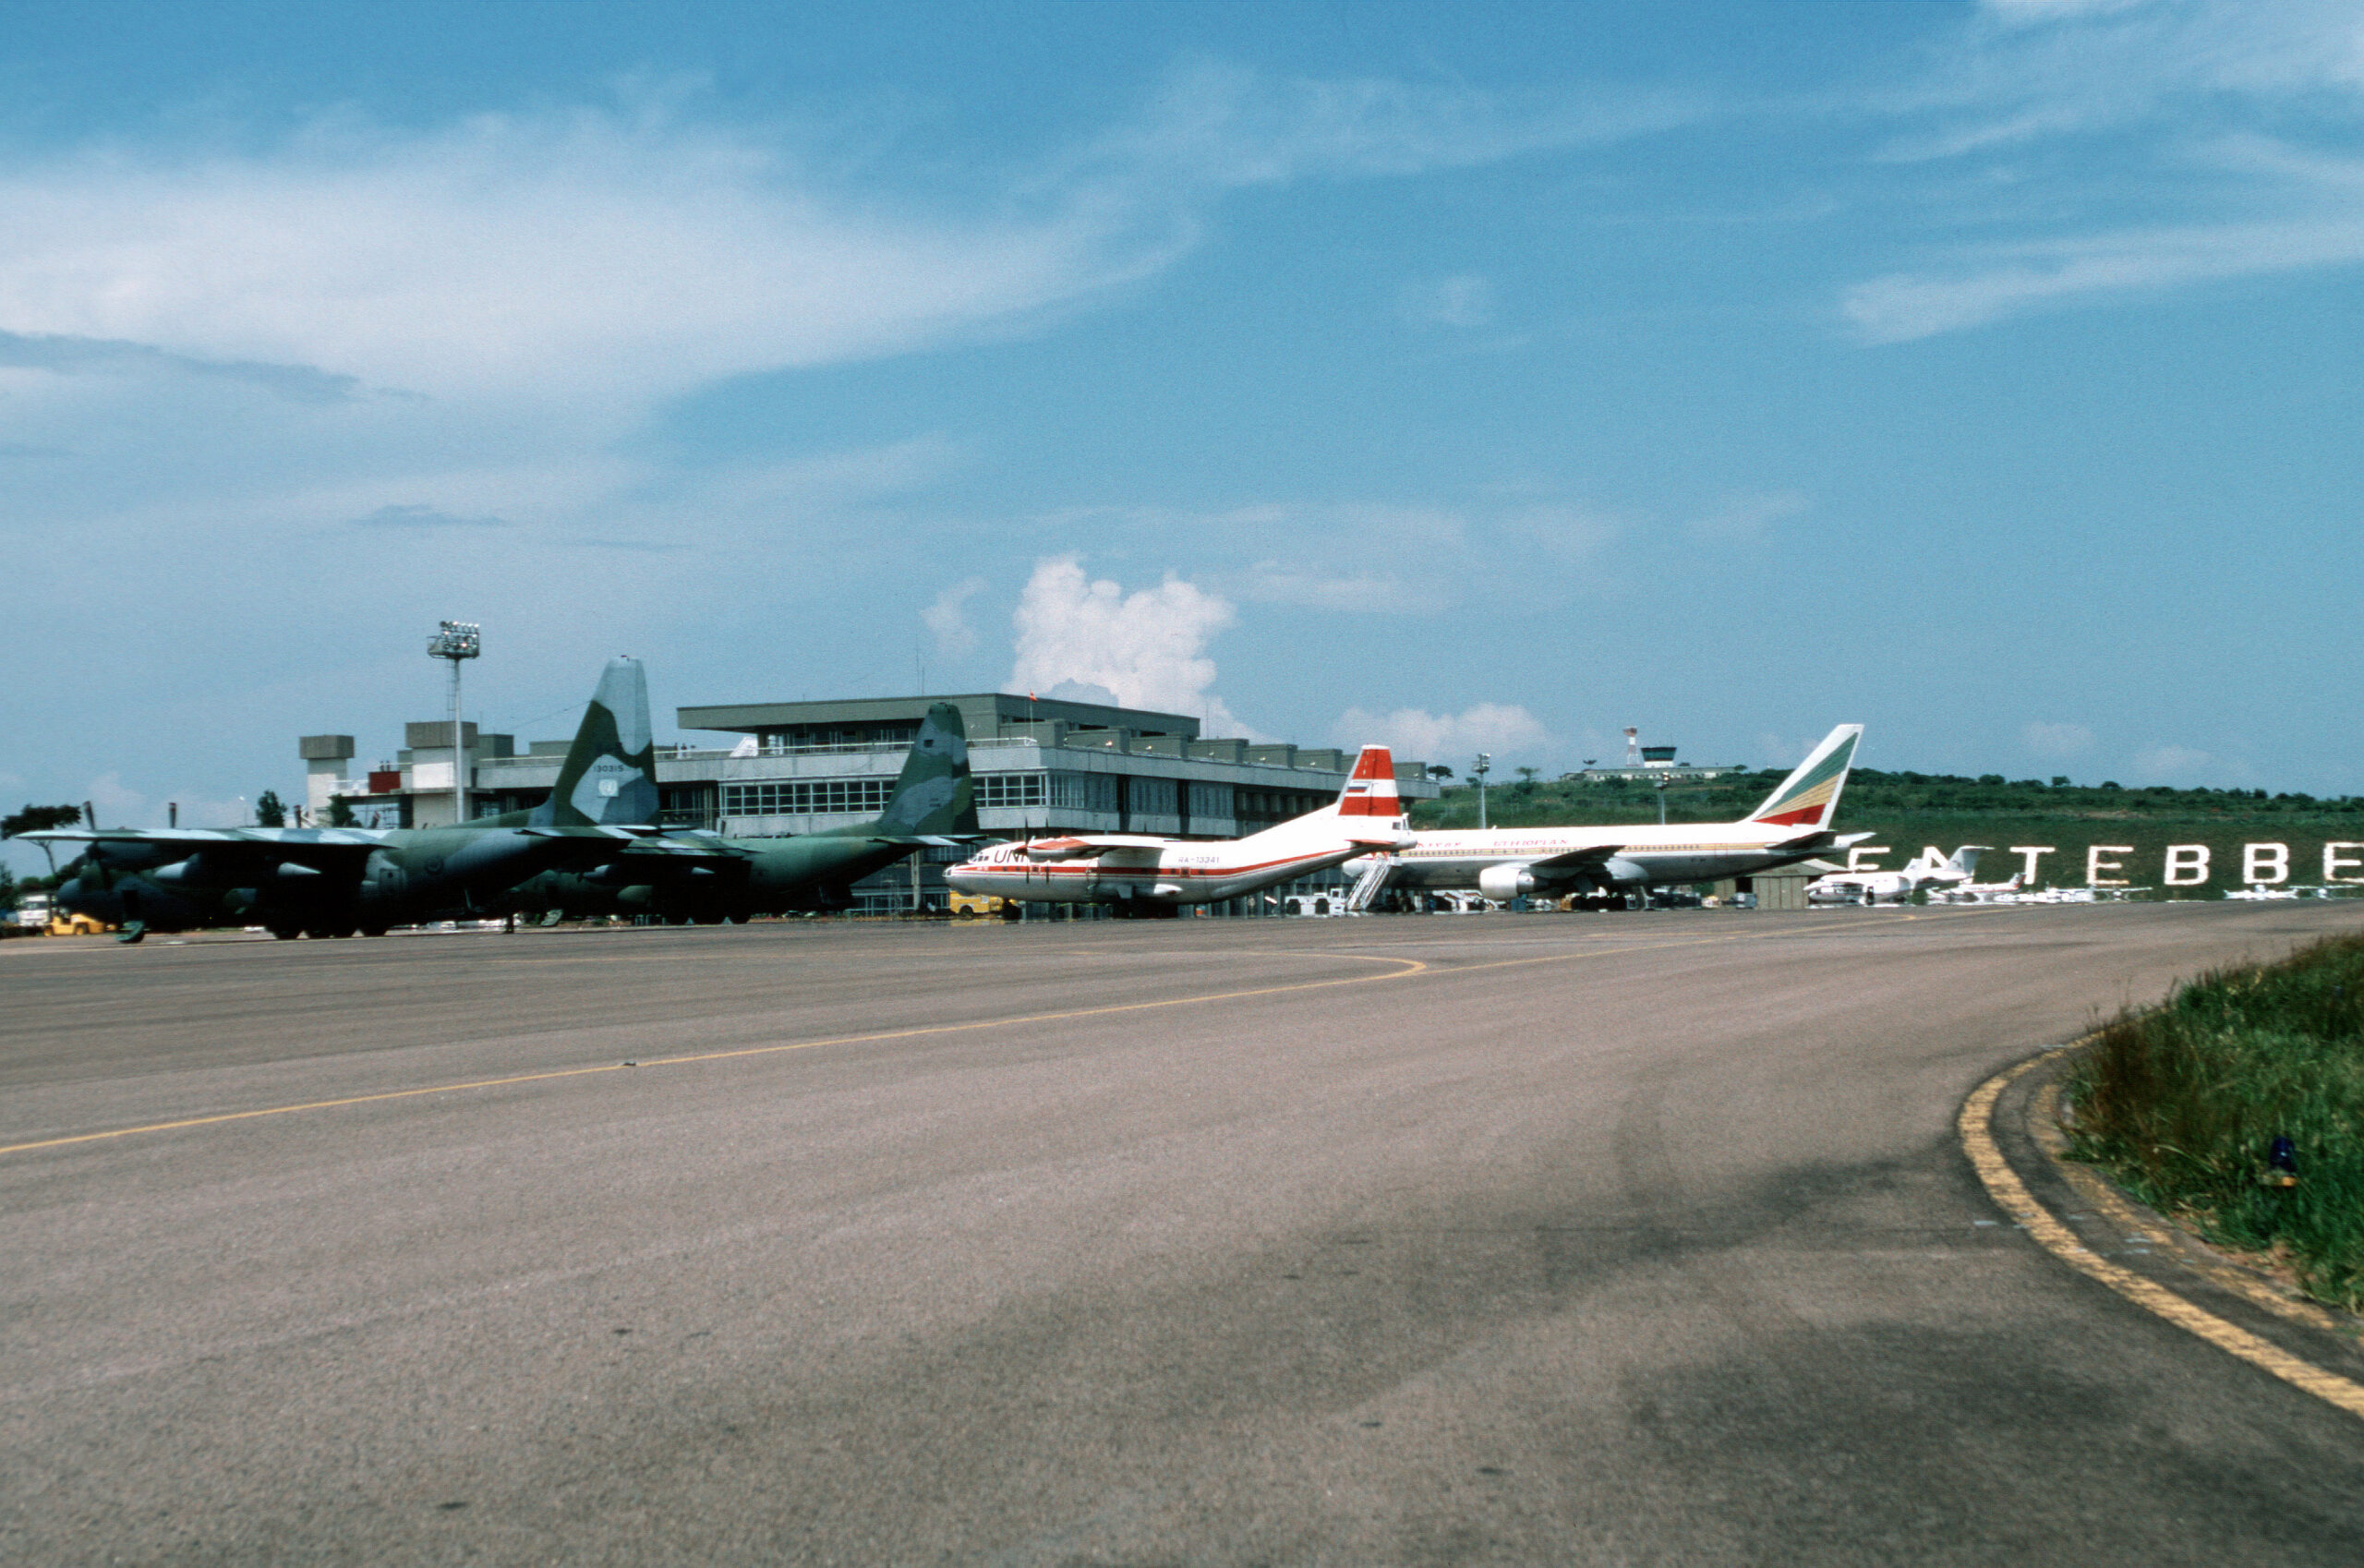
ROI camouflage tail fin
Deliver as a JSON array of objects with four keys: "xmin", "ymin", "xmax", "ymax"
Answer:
[
  {"xmin": 529, "ymin": 657, "xmax": 661, "ymax": 828},
  {"xmin": 868, "ymin": 702, "xmax": 976, "ymax": 836}
]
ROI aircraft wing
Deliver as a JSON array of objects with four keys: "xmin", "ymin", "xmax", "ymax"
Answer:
[
  {"xmin": 1764, "ymin": 827, "xmax": 1877, "ymax": 854},
  {"xmin": 519, "ymin": 828, "xmax": 750, "ymax": 866},
  {"xmin": 18, "ymin": 826, "xmax": 389, "ymax": 872},
  {"xmin": 1521, "ymin": 844, "xmax": 1626, "ymax": 874},
  {"xmin": 1020, "ymin": 835, "xmax": 1174, "ymax": 862}
]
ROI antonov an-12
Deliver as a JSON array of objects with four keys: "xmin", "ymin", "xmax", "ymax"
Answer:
[
  {"xmin": 945, "ymin": 746, "xmax": 1412, "ymax": 914},
  {"xmin": 1363, "ymin": 724, "xmax": 1870, "ymax": 905}
]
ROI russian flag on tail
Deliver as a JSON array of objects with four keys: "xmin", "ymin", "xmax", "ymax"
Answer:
[{"xmin": 1335, "ymin": 745, "xmax": 1403, "ymax": 817}]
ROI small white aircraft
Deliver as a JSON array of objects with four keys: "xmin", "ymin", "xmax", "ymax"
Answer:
[
  {"xmin": 1930, "ymin": 867, "xmax": 2026, "ymax": 904},
  {"xmin": 946, "ymin": 746, "xmax": 1412, "ymax": 915},
  {"xmin": 1808, "ymin": 845, "xmax": 1992, "ymax": 905}
]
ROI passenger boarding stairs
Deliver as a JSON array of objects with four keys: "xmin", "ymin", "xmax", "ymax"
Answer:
[{"xmin": 1344, "ymin": 857, "xmax": 1394, "ymax": 914}]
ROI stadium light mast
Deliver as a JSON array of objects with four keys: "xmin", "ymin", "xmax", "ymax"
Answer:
[
  {"xmin": 1472, "ymin": 752, "xmax": 1491, "ymax": 831},
  {"xmin": 428, "ymin": 621, "xmax": 482, "ymax": 826}
]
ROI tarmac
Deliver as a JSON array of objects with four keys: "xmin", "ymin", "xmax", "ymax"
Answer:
[{"xmin": 5, "ymin": 902, "xmax": 2363, "ymax": 1564}]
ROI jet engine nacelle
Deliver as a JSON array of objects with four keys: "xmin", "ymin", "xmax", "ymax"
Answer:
[{"xmin": 1478, "ymin": 864, "xmax": 1538, "ymax": 901}]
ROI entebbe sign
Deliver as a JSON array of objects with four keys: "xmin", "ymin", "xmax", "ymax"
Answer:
[{"xmin": 1844, "ymin": 838, "xmax": 2364, "ymax": 889}]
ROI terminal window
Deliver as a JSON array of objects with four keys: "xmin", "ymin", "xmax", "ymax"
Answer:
[
  {"xmin": 1047, "ymin": 773, "xmax": 1120, "ymax": 813},
  {"xmin": 721, "ymin": 778, "xmax": 897, "ymax": 816},
  {"xmin": 978, "ymin": 772, "xmax": 1049, "ymax": 809}
]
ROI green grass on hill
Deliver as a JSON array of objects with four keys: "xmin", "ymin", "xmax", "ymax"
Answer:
[{"xmin": 2067, "ymin": 934, "xmax": 2364, "ymax": 1310}]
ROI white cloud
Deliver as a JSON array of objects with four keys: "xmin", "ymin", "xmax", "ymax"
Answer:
[
  {"xmin": 79, "ymin": 771, "xmax": 253, "ymax": 829},
  {"xmin": 1844, "ymin": 211, "xmax": 2364, "ymax": 343},
  {"xmin": 1333, "ymin": 703, "xmax": 1548, "ymax": 766},
  {"xmin": 1687, "ymin": 490, "xmax": 1808, "ymax": 545},
  {"xmin": 353, "ymin": 503, "xmax": 508, "ymax": 530},
  {"xmin": 2021, "ymin": 720, "xmax": 2095, "ymax": 757},
  {"xmin": 1236, "ymin": 560, "xmax": 1433, "ymax": 614},
  {"xmin": 1510, "ymin": 504, "xmax": 1622, "ymax": 561},
  {"xmin": 1848, "ymin": 1, "xmax": 2364, "ymax": 338},
  {"xmin": 0, "ymin": 110, "xmax": 1150, "ymax": 414},
  {"xmin": 1400, "ymin": 273, "xmax": 1495, "ymax": 329},
  {"xmin": 923, "ymin": 576, "xmax": 990, "ymax": 659},
  {"xmin": 2133, "ymin": 742, "xmax": 2217, "ymax": 781},
  {"xmin": 1079, "ymin": 59, "xmax": 1708, "ymax": 194},
  {"xmin": 1007, "ymin": 556, "xmax": 1253, "ymax": 735}
]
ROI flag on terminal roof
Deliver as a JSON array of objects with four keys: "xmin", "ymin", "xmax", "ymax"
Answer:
[{"xmin": 1336, "ymin": 745, "xmax": 1402, "ymax": 817}]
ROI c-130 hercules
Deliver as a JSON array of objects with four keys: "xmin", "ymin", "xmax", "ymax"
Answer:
[
  {"xmin": 500, "ymin": 674, "xmax": 982, "ymax": 923},
  {"xmin": 26, "ymin": 657, "xmax": 688, "ymax": 940}
]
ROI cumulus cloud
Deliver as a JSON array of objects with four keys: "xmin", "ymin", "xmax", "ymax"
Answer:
[
  {"xmin": 923, "ymin": 576, "xmax": 990, "ymax": 659},
  {"xmin": 1007, "ymin": 556, "xmax": 1253, "ymax": 735},
  {"xmin": 1333, "ymin": 703, "xmax": 1548, "ymax": 766},
  {"xmin": 2021, "ymin": 720, "xmax": 2095, "ymax": 757}
]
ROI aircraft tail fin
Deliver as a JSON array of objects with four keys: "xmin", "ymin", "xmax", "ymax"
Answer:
[
  {"xmin": 1247, "ymin": 745, "xmax": 1403, "ymax": 845},
  {"xmin": 1949, "ymin": 845, "xmax": 1988, "ymax": 877},
  {"xmin": 530, "ymin": 657, "xmax": 661, "ymax": 828},
  {"xmin": 1333, "ymin": 745, "xmax": 1404, "ymax": 822},
  {"xmin": 1745, "ymin": 725, "xmax": 1863, "ymax": 833},
  {"xmin": 868, "ymin": 702, "xmax": 978, "ymax": 837}
]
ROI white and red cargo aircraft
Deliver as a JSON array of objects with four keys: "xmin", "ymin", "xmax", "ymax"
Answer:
[{"xmin": 946, "ymin": 746, "xmax": 1412, "ymax": 912}]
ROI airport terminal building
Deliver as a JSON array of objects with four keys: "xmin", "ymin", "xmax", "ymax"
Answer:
[{"xmin": 301, "ymin": 692, "xmax": 1437, "ymax": 913}]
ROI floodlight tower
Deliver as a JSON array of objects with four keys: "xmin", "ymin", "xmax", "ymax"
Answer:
[
  {"xmin": 1472, "ymin": 752, "xmax": 1492, "ymax": 831},
  {"xmin": 428, "ymin": 621, "xmax": 482, "ymax": 826}
]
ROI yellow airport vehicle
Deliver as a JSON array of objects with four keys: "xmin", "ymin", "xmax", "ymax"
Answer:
[{"xmin": 947, "ymin": 889, "xmax": 1015, "ymax": 918}]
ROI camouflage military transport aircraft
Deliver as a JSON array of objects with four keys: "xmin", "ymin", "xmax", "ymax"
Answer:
[
  {"xmin": 501, "ymin": 697, "xmax": 980, "ymax": 923},
  {"xmin": 26, "ymin": 657, "xmax": 678, "ymax": 940}
]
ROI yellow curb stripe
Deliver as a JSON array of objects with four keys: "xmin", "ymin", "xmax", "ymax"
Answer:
[
  {"xmin": 1960, "ymin": 1050, "xmax": 2364, "ymax": 1420},
  {"xmin": 2033, "ymin": 1080, "xmax": 2348, "ymax": 1335}
]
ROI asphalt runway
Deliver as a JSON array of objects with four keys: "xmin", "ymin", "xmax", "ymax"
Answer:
[{"xmin": 6, "ymin": 903, "xmax": 2364, "ymax": 1565}]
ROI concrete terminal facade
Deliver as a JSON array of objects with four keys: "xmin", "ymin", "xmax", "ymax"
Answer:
[{"xmin": 305, "ymin": 693, "xmax": 1437, "ymax": 913}]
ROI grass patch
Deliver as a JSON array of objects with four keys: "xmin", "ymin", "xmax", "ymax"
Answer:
[{"xmin": 2067, "ymin": 934, "xmax": 2364, "ymax": 1309}]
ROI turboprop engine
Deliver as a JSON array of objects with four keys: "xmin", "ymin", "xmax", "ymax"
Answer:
[{"xmin": 1478, "ymin": 864, "xmax": 1538, "ymax": 902}]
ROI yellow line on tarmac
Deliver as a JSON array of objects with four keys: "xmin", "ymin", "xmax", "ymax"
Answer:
[
  {"xmin": 0, "ymin": 954, "xmax": 1426, "ymax": 1157},
  {"xmin": 1960, "ymin": 1049, "xmax": 2364, "ymax": 1422},
  {"xmin": 2, "ymin": 910, "xmax": 2007, "ymax": 1160}
]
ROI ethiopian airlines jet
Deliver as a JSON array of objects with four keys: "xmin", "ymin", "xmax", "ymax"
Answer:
[
  {"xmin": 946, "ymin": 746, "xmax": 1413, "ymax": 911},
  {"xmin": 1370, "ymin": 724, "xmax": 1870, "ymax": 904}
]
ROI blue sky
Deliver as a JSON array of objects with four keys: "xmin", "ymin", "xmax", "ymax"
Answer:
[{"xmin": 3, "ymin": 0, "xmax": 2359, "ymax": 859}]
